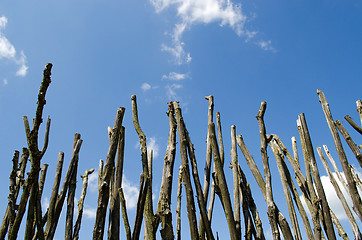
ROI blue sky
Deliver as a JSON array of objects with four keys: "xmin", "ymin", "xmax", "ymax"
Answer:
[{"xmin": 0, "ymin": 0, "xmax": 361, "ymax": 239}]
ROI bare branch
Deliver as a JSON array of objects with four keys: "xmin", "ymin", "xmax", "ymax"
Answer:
[
  {"xmin": 73, "ymin": 168, "xmax": 95, "ymax": 240},
  {"xmin": 317, "ymin": 89, "xmax": 362, "ymax": 221}
]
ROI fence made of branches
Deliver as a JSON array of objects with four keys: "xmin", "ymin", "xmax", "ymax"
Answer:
[{"xmin": 1, "ymin": 63, "xmax": 361, "ymax": 239}]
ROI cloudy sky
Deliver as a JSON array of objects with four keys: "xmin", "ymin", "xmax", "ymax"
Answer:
[{"xmin": 0, "ymin": 0, "xmax": 361, "ymax": 239}]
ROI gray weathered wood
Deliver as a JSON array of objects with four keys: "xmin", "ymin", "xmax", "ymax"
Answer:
[
  {"xmin": 317, "ymin": 147, "xmax": 361, "ymax": 239},
  {"xmin": 173, "ymin": 101, "xmax": 199, "ymax": 240},
  {"xmin": 318, "ymin": 89, "xmax": 362, "ymax": 221},
  {"xmin": 209, "ymin": 122, "xmax": 238, "ymax": 240}
]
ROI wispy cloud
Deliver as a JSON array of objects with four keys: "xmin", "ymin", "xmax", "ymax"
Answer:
[
  {"xmin": 147, "ymin": 136, "xmax": 159, "ymax": 158},
  {"xmin": 258, "ymin": 40, "xmax": 275, "ymax": 52},
  {"xmin": 42, "ymin": 197, "xmax": 50, "ymax": 213},
  {"xmin": 162, "ymin": 72, "xmax": 187, "ymax": 81},
  {"xmin": 150, "ymin": 0, "xmax": 264, "ymax": 63},
  {"xmin": 88, "ymin": 171, "xmax": 99, "ymax": 193},
  {"xmin": 141, "ymin": 82, "xmax": 152, "ymax": 91},
  {"xmin": 122, "ymin": 177, "xmax": 139, "ymax": 209},
  {"xmin": 3, "ymin": 78, "xmax": 8, "ymax": 85},
  {"xmin": 83, "ymin": 207, "xmax": 97, "ymax": 219},
  {"xmin": 15, "ymin": 51, "xmax": 28, "ymax": 76},
  {"xmin": 0, "ymin": 16, "xmax": 28, "ymax": 77},
  {"xmin": 166, "ymin": 83, "xmax": 182, "ymax": 100}
]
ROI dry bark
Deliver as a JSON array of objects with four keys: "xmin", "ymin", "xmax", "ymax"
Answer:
[
  {"xmin": 291, "ymin": 137, "xmax": 299, "ymax": 165},
  {"xmin": 45, "ymin": 139, "xmax": 82, "ymax": 240},
  {"xmin": 9, "ymin": 64, "xmax": 53, "ymax": 240},
  {"xmin": 131, "ymin": 95, "xmax": 155, "ymax": 239},
  {"xmin": 329, "ymin": 210, "xmax": 348, "ymax": 240},
  {"xmin": 238, "ymin": 166, "xmax": 265, "ymax": 240},
  {"xmin": 357, "ymin": 100, "xmax": 362, "ymax": 126},
  {"xmin": 0, "ymin": 148, "xmax": 30, "ymax": 239},
  {"xmin": 155, "ymin": 103, "xmax": 177, "ymax": 240},
  {"xmin": 344, "ymin": 115, "xmax": 362, "ymax": 134},
  {"xmin": 108, "ymin": 126, "xmax": 125, "ymax": 240},
  {"xmin": 132, "ymin": 174, "xmax": 149, "ymax": 240},
  {"xmin": 317, "ymin": 89, "xmax": 362, "ymax": 221},
  {"xmin": 199, "ymin": 95, "xmax": 214, "ymax": 240},
  {"xmin": 118, "ymin": 188, "xmax": 131, "ymax": 240},
  {"xmin": 236, "ymin": 134, "xmax": 294, "ymax": 239},
  {"xmin": 269, "ymin": 139, "xmax": 302, "ymax": 240},
  {"xmin": 98, "ymin": 160, "xmax": 104, "ymax": 192},
  {"xmin": 176, "ymin": 166, "xmax": 183, "ymax": 240},
  {"xmin": 317, "ymin": 147, "xmax": 361, "ymax": 239},
  {"xmin": 45, "ymin": 151, "xmax": 64, "ymax": 237},
  {"xmin": 209, "ymin": 122, "xmax": 238, "ymax": 240},
  {"xmin": 93, "ymin": 107, "xmax": 125, "ymax": 240},
  {"xmin": 185, "ymin": 127, "xmax": 215, "ymax": 240},
  {"xmin": 7, "ymin": 151, "xmax": 19, "ymax": 237},
  {"xmin": 273, "ymin": 136, "xmax": 314, "ymax": 240},
  {"xmin": 173, "ymin": 101, "xmax": 199, "ymax": 240},
  {"xmin": 256, "ymin": 102, "xmax": 280, "ymax": 240},
  {"xmin": 65, "ymin": 133, "xmax": 81, "ymax": 240},
  {"xmin": 73, "ymin": 168, "xmax": 95, "ymax": 240},
  {"xmin": 207, "ymin": 112, "xmax": 224, "ymax": 224},
  {"xmin": 299, "ymin": 113, "xmax": 336, "ymax": 240},
  {"xmin": 230, "ymin": 125, "xmax": 241, "ymax": 239},
  {"xmin": 296, "ymin": 117, "xmax": 323, "ymax": 239},
  {"xmin": 335, "ymin": 120, "xmax": 362, "ymax": 167}
]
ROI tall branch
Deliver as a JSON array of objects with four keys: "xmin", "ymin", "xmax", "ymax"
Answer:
[
  {"xmin": 131, "ymin": 95, "xmax": 155, "ymax": 239},
  {"xmin": 256, "ymin": 102, "xmax": 280, "ymax": 240},
  {"xmin": 344, "ymin": 115, "xmax": 362, "ymax": 135},
  {"xmin": 46, "ymin": 139, "xmax": 82, "ymax": 240},
  {"xmin": 317, "ymin": 89, "xmax": 362, "ymax": 221},
  {"xmin": 73, "ymin": 168, "xmax": 95, "ymax": 240},
  {"xmin": 209, "ymin": 122, "xmax": 238, "ymax": 240},
  {"xmin": 156, "ymin": 103, "xmax": 177, "ymax": 240},
  {"xmin": 65, "ymin": 133, "xmax": 81, "ymax": 240},
  {"xmin": 317, "ymin": 147, "xmax": 361, "ymax": 239},
  {"xmin": 335, "ymin": 120, "xmax": 362, "ymax": 167},
  {"xmin": 108, "ymin": 126, "xmax": 125, "ymax": 240},
  {"xmin": 185, "ymin": 126, "xmax": 215, "ymax": 240},
  {"xmin": 357, "ymin": 100, "xmax": 362, "ymax": 126},
  {"xmin": 199, "ymin": 96, "xmax": 214, "ymax": 240},
  {"xmin": 176, "ymin": 166, "xmax": 183, "ymax": 240},
  {"xmin": 236, "ymin": 134, "xmax": 293, "ymax": 239},
  {"xmin": 299, "ymin": 113, "xmax": 336, "ymax": 240},
  {"xmin": 173, "ymin": 101, "xmax": 199, "ymax": 240},
  {"xmin": 93, "ymin": 107, "xmax": 125, "ymax": 240},
  {"xmin": 9, "ymin": 63, "xmax": 53, "ymax": 240},
  {"xmin": 269, "ymin": 139, "xmax": 302, "ymax": 240},
  {"xmin": 230, "ymin": 125, "xmax": 241, "ymax": 239}
]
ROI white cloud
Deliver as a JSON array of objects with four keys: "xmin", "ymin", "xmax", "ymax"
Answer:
[
  {"xmin": 162, "ymin": 72, "xmax": 187, "ymax": 81},
  {"xmin": 83, "ymin": 207, "xmax": 97, "ymax": 219},
  {"xmin": 0, "ymin": 16, "xmax": 28, "ymax": 77},
  {"xmin": 258, "ymin": 40, "xmax": 275, "ymax": 52},
  {"xmin": 15, "ymin": 51, "xmax": 28, "ymax": 76},
  {"xmin": 88, "ymin": 171, "xmax": 99, "ymax": 193},
  {"xmin": 151, "ymin": 0, "xmax": 250, "ymax": 63},
  {"xmin": 320, "ymin": 174, "xmax": 350, "ymax": 220},
  {"xmin": 122, "ymin": 177, "xmax": 139, "ymax": 209},
  {"xmin": 3, "ymin": 78, "xmax": 8, "ymax": 85},
  {"xmin": 141, "ymin": 82, "xmax": 152, "ymax": 91},
  {"xmin": 42, "ymin": 197, "xmax": 50, "ymax": 213},
  {"xmin": 0, "ymin": 34, "xmax": 16, "ymax": 59},
  {"xmin": 166, "ymin": 83, "xmax": 182, "ymax": 100},
  {"xmin": 0, "ymin": 16, "xmax": 7, "ymax": 30},
  {"xmin": 147, "ymin": 137, "xmax": 159, "ymax": 158},
  {"xmin": 300, "ymin": 172, "xmax": 360, "ymax": 221}
]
